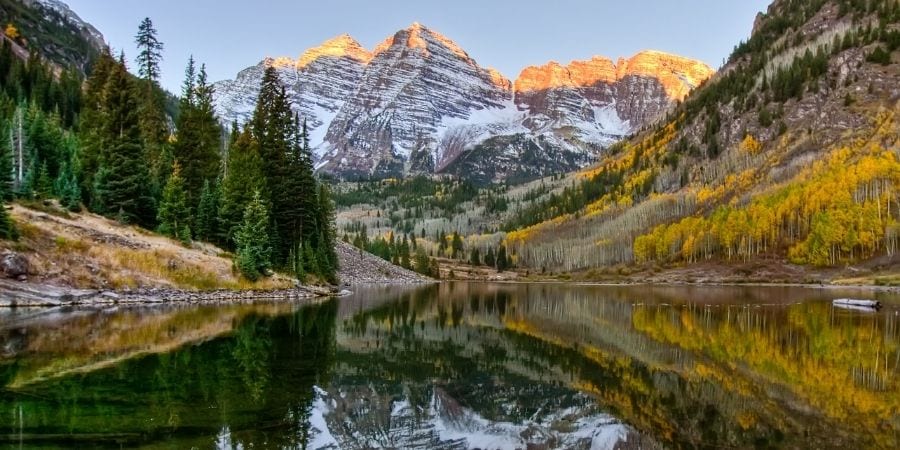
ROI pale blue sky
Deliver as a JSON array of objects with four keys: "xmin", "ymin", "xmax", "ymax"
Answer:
[{"xmin": 64, "ymin": 0, "xmax": 771, "ymax": 93}]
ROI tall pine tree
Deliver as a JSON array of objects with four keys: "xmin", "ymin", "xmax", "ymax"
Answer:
[
  {"xmin": 133, "ymin": 17, "xmax": 169, "ymax": 191},
  {"xmin": 235, "ymin": 190, "xmax": 271, "ymax": 281},
  {"xmin": 174, "ymin": 58, "xmax": 221, "ymax": 207},
  {"xmin": 157, "ymin": 161, "xmax": 191, "ymax": 242},
  {"xmin": 219, "ymin": 126, "xmax": 265, "ymax": 247},
  {"xmin": 95, "ymin": 54, "xmax": 156, "ymax": 226}
]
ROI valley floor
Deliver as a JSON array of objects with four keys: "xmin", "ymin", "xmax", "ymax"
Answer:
[{"xmin": 437, "ymin": 254, "xmax": 900, "ymax": 290}]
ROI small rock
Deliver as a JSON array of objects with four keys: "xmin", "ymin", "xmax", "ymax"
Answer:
[
  {"xmin": 1, "ymin": 251, "xmax": 30, "ymax": 279},
  {"xmin": 16, "ymin": 275, "xmax": 26, "ymax": 282}
]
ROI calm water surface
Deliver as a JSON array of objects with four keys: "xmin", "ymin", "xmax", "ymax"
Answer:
[{"xmin": 2, "ymin": 283, "xmax": 900, "ymax": 449}]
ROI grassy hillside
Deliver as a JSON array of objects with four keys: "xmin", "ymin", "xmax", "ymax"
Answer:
[{"xmin": 2, "ymin": 202, "xmax": 293, "ymax": 290}]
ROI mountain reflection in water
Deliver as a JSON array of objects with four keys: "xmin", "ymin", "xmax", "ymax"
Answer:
[{"xmin": 1, "ymin": 283, "xmax": 899, "ymax": 449}]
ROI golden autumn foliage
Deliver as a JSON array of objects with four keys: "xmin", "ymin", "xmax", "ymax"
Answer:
[
  {"xmin": 635, "ymin": 143, "xmax": 900, "ymax": 265},
  {"xmin": 632, "ymin": 303, "xmax": 900, "ymax": 441},
  {"xmin": 740, "ymin": 134, "xmax": 762, "ymax": 155},
  {"xmin": 4, "ymin": 23, "xmax": 19, "ymax": 40}
]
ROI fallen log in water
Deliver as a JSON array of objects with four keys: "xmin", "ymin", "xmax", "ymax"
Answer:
[{"xmin": 833, "ymin": 298, "xmax": 882, "ymax": 310}]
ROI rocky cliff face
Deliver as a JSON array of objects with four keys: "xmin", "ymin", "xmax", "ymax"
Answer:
[
  {"xmin": 1, "ymin": 0, "xmax": 105, "ymax": 73},
  {"xmin": 213, "ymin": 24, "xmax": 714, "ymax": 183},
  {"xmin": 213, "ymin": 34, "xmax": 372, "ymax": 146},
  {"xmin": 514, "ymin": 51, "xmax": 714, "ymax": 138},
  {"xmin": 317, "ymin": 23, "xmax": 514, "ymax": 178}
]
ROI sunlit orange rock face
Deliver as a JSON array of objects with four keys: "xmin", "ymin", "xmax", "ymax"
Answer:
[
  {"xmin": 514, "ymin": 50, "xmax": 714, "ymax": 130},
  {"xmin": 297, "ymin": 34, "xmax": 372, "ymax": 69},
  {"xmin": 616, "ymin": 51, "xmax": 714, "ymax": 100},
  {"xmin": 514, "ymin": 50, "xmax": 713, "ymax": 101}
]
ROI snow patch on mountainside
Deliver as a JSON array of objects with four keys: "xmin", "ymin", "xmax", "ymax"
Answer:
[
  {"xmin": 308, "ymin": 385, "xmax": 631, "ymax": 449},
  {"xmin": 213, "ymin": 23, "xmax": 712, "ymax": 182}
]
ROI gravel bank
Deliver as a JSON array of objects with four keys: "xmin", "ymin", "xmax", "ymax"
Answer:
[{"xmin": 336, "ymin": 241, "xmax": 433, "ymax": 285}]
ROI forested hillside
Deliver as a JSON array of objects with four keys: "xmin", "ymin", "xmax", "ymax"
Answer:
[
  {"xmin": 0, "ymin": 10, "xmax": 338, "ymax": 285},
  {"xmin": 500, "ymin": 0, "xmax": 900, "ymax": 273}
]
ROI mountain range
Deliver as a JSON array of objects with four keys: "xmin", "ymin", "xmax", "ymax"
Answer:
[{"xmin": 213, "ymin": 23, "xmax": 714, "ymax": 183}]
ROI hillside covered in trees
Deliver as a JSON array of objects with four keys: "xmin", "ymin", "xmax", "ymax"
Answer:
[
  {"xmin": 0, "ymin": 10, "xmax": 338, "ymax": 286},
  {"xmin": 498, "ymin": 0, "xmax": 900, "ymax": 275}
]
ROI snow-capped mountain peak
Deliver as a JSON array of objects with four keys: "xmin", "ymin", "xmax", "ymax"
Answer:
[{"xmin": 213, "ymin": 24, "xmax": 714, "ymax": 183}]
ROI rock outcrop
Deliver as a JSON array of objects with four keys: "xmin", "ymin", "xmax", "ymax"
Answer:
[
  {"xmin": 0, "ymin": 251, "xmax": 29, "ymax": 280},
  {"xmin": 213, "ymin": 24, "xmax": 714, "ymax": 183}
]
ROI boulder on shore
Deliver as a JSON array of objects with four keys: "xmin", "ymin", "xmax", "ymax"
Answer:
[{"xmin": 0, "ymin": 251, "xmax": 29, "ymax": 279}]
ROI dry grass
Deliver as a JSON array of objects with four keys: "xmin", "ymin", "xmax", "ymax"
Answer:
[{"xmin": 3, "ymin": 203, "xmax": 293, "ymax": 292}]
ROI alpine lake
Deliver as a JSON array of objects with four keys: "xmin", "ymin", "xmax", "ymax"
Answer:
[{"xmin": 2, "ymin": 282, "xmax": 900, "ymax": 449}]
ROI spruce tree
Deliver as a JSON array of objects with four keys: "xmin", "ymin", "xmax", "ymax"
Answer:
[
  {"xmin": 235, "ymin": 191, "xmax": 271, "ymax": 281},
  {"xmin": 0, "ymin": 124, "xmax": 13, "ymax": 201},
  {"xmin": 0, "ymin": 202, "xmax": 15, "ymax": 240},
  {"xmin": 314, "ymin": 182, "xmax": 338, "ymax": 281},
  {"xmin": 134, "ymin": 17, "xmax": 168, "ymax": 176},
  {"xmin": 195, "ymin": 179, "xmax": 220, "ymax": 243},
  {"xmin": 484, "ymin": 247, "xmax": 496, "ymax": 268},
  {"xmin": 174, "ymin": 59, "xmax": 221, "ymax": 205},
  {"xmin": 79, "ymin": 49, "xmax": 115, "ymax": 204},
  {"xmin": 469, "ymin": 248, "xmax": 481, "ymax": 266},
  {"xmin": 97, "ymin": 54, "xmax": 156, "ymax": 226},
  {"xmin": 496, "ymin": 245, "xmax": 509, "ymax": 272},
  {"xmin": 35, "ymin": 161, "xmax": 51, "ymax": 198},
  {"xmin": 414, "ymin": 247, "xmax": 430, "ymax": 275},
  {"xmin": 451, "ymin": 231, "xmax": 463, "ymax": 259},
  {"xmin": 55, "ymin": 161, "xmax": 81, "ymax": 211},
  {"xmin": 251, "ymin": 67, "xmax": 293, "ymax": 264},
  {"xmin": 135, "ymin": 18, "xmax": 163, "ymax": 82},
  {"xmin": 157, "ymin": 161, "xmax": 190, "ymax": 242},
  {"xmin": 219, "ymin": 127, "xmax": 265, "ymax": 247}
]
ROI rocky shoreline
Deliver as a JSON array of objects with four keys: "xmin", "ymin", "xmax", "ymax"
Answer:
[
  {"xmin": 0, "ymin": 241, "xmax": 433, "ymax": 308},
  {"xmin": 0, "ymin": 277, "xmax": 349, "ymax": 307}
]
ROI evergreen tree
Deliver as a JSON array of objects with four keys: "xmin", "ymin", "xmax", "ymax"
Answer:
[
  {"xmin": 496, "ymin": 245, "xmax": 509, "ymax": 272},
  {"xmin": 414, "ymin": 247, "xmax": 430, "ymax": 275},
  {"xmin": 400, "ymin": 234, "xmax": 411, "ymax": 268},
  {"xmin": 34, "ymin": 160, "xmax": 51, "ymax": 198},
  {"xmin": 0, "ymin": 124, "xmax": 13, "ymax": 201},
  {"xmin": 134, "ymin": 17, "xmax": 168, "ymax": 177},
  {"xmin": 134, "ymin": 18, "xmax": 163, "ymax": 82},
  {"xmin": 451, "ymin": 231, "xmax": 463, "ymax": 259},
  {"xmin": 219, "ymin": 127, "xmax": 265, "ymax": 247},
  {"xmin": 0, "ymin": 201, "xmax": 14, "ymax": 240},
  {"xmin": 79, "ymin": 49, "xmax": 115, "ymax": 205},
  {"xmin": 251, "ymin": 67, "xmax": 293, "ymax": 264},
  {"xmin": 157, "ymin": 161, "xmax": 191, "ymax": 242},
  {"xmin": 303, "ymin": 240, "xmax": 320, "ymax": 278},
  {"xmin": 469, "ymin": 248, "xmax": 481, "ymax": 266},
  {"xmin": 235, "ymin": 191, "xmax": 271, "ymax": 281},
  {"xmin": 54, "ymin": 160, "xmax": 81, "ymax": 211},
  {"xmin": 97, "ymin": 54, "xmax": 156, "ymax": 226},
  {"xmin": 484, "ymin": 247, "xmax": 496, "ymax": 268},
  {"xmin": 195, "ymin": 179, "xmax": 220, "ymax": 242},
  {"xmin": 314, "ymin": 182, "xmax": 338, "ymax": 281},
  {"xmin": 174, "ymin": 59, "xmax": 221, "ymax": 205}
]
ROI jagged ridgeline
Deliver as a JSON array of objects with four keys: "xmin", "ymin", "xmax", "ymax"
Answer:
[
  {"xmin": 504, "ymin": 0, "xmax": 900, "ymax": 272},
  {"xmin": 213, "ymin": 24, "xmax": 714, "ymax": 184}
]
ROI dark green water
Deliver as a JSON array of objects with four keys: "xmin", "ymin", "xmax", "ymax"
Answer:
[{"xmin": 1, "ymin": 283, "xmax": 900, "ymax": 449}]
